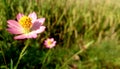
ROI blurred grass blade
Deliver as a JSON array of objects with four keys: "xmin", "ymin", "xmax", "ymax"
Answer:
[
  {"xmin": 61, "ymin": 40, "xmax": 94, "ymax": 68},
  {"xmin": 84, "ymin": 40, "xmax": 94, "ymax": 49},
  {"xmin": 10, "ymin": 59, "xmax": 13, "ymax": 69}
]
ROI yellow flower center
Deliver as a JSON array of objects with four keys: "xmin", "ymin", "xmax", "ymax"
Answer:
[
  {"xmin": 19, "ymin": 16, "xmax": 32, "ymax": 33},
  {"xmin": 47, "ymin": 40, "xmax": 52, "ymax": 46}
]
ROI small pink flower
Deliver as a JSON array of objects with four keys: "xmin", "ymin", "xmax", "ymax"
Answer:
[
  {"xmin": 7, "ymin": 12, "xmax": 46, "ymax": 39},
  {"xmin": 44, "ymin": 38, "xmax": 56, "ymax": 48}
]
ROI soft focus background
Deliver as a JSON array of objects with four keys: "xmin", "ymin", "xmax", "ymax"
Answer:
[{"xmin": 0, "ymin": 0, "xmax": 120, "ymax": 69}]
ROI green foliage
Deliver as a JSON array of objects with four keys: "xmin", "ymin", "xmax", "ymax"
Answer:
[{"xmin": 0, "ymin": 0, "xmax": 120, "ymax": 69}]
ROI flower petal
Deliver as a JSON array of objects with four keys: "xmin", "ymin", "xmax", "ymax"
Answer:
[
  {"xmin": 14, "ymin": 34, "xmax": 27, "ymax": 39},
  {"xmin": 49, "ymin": 41, "xmax": 56, "ymax": 48},
  {"xmin": 28, "ymin": 12, "xmax": 37, "ymax": 23},
  {"xmin": 14, "ymin": 33, "xmax": 37, "ymax": 40},
  {"xmin": 32, "ymin": 26, "xmax": 46, "ymax": 34},
  {"xmin": 50, "ymin": 38, "xmax": 54, "ymax": 42},
  {"xmin": 7, "ymin": 28, "xmax": 22, "ymax": 34},
  {"xmin": 27, "ymin": 32, "xmax": 37, "ymax": 38},
  {"xmin": 31, "ymin": 21, "xmax": 41, "ymax": 30},
  {"xmin": 46, "ymin": 44, "xmax": 55, "ymax": 49},
  {"xmin": 31, "ymin": 18, "xmax": 45, "ymax": 30},
  {"xmin": 7, "ymin": 20, "xmax": 23, "ymax": 33},
  {"xmin": 36, "ymin": 18, "xmax": 45, "ymax": 25},
  {"xmin": 16, "ymin": 13, "xmax": 24, "ymax": 21},
  {"xmin": 7, "ymin": 20, "xmax": 22, "ymax": 29},
  {"xmin": 52, "ymin": 41, "xmax": 56, "ymax": 46},
  {"xmin": 44, "ymin": 38, "xmax": 56, "ymax": 49}
]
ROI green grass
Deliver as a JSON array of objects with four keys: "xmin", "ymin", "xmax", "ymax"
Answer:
[{"xmin": 0, "ymin": 0, "xmax": 120, "ymax": 69}]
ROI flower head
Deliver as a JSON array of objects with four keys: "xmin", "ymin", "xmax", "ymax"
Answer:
[
  {"xmin": 44, "ymin": 38, "xmax": 56, "ymax": 49},
  {"xmin": 7, "ymin": 12, "xmax": 45, "ymax": 39}
]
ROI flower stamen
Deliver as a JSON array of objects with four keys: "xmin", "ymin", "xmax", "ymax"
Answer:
[
  {"xmin": 47, "ymin": 40, "xmax": 53, "ymax": 46},
  {"xmin": 19, "ymin": 16, "xmax": 32, "ymax": 33}
]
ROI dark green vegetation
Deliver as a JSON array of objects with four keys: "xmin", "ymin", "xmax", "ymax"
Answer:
[{"xmin": 0, "ymin": 0, "xmax": 120, "ymax": 69}]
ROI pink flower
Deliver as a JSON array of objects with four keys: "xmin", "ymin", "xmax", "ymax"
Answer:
[
  {"xmin": 44, "ymin": 38, "xmax": 56, "ymax": 48},
  {"xmin": 7, "ymin": 12, "xmax": 46, "ymax": 39}
]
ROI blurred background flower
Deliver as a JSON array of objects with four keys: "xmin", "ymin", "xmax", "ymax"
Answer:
[{"xmin": 44, "ymin": 38, "xmax": 56, "ymax": 48}]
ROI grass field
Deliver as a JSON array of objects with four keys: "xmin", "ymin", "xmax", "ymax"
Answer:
[{"xmin": 0, "ymin": 0, "xmax": 120, "ymax": 69}]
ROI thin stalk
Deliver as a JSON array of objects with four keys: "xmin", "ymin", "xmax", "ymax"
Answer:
[
  {"xmin": 60, "ymin": 49, "xmax": 84, "ymax": 68},
  {"xmin": 60, "ymin": 40, "xmax": 94, "ymax": 68},
  {"xmin": 14, "ymin": 39, "xmax": 30, "ymax": 69}
]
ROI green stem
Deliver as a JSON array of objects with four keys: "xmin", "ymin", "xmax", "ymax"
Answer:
[{"xmin": 14, "ymin": 39, "xmax": 30, "ymax": 69}]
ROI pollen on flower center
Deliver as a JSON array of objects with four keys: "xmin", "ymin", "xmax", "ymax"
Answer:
[
  {"xmin": 19, "ymin": 16, "xmax": 32, "ymax": 33},
  {"xmin": 47, "ymin": 40, "xmax": 53, "ymax": 46}
]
